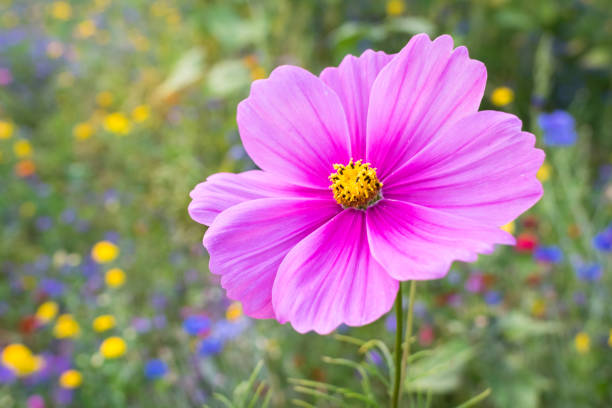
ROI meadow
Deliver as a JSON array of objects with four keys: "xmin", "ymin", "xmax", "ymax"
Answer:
[{"xmin": 0, "ymin": 0, "xmax": 611, "ymax": 407}]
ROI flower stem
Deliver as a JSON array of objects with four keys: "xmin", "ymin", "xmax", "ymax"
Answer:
[
  {"xmin": 391, "ymin": 282, "xmax": 403, "ymax": 408},
  {"xmin": 398, "ymin": 280, "xmax": 417, "ymax": 407}
]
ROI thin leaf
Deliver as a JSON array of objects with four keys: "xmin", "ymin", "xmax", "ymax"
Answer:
[{"xmin": 454, "ymin": 388, "xmax": 492, "ymax": 408}]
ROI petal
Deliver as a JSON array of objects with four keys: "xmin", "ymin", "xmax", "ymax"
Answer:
[
  {"xmin": 383, "ymin": 111, "xmax": 544, "ymax": 226},
  {"xmin": 366, "ymin": 199, "xmax": 515, "ymax": 281},
  {"xmin": 237, "ymin": 66, "xmax": 351, "ymax": 188},
  {"xmin": 366, "ymin": 34, "xmax": 486, "ymax": 177},
  {"xmin": 203, "ymin": 198, "xmax": 340, "ymax": 319},
  {"xmin": 320, "ymin": 50, "xmax": 394, "ymax": 159},
  {"xmin": 273, "ymin": 210, "xmax": 398, "ymax": 334},
  {"xmin": 188, "ymin": 171, "xmax": 330, "ymax": 226}
]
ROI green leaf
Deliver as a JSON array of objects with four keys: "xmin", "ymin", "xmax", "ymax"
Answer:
[{"xmin": 206, "ymin": 59, "xmax": 251, "ymax": 97}]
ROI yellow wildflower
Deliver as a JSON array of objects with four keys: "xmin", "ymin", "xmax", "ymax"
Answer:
[
  {"xmin": 53, "ymin": 314, "xmax": 80, "ymax": 338},
  {"xmin": 36, "ymin": 301, "xmax": 59, "ymax": 323},
  {"xmin": 104, "ymin": 112, "xmax": 131, "ymax": 135},
  {"xmin": 59, "ymin": 369, "xmax": 82, "ymax": 388},
  {"xmin": 1, "ymin": 344, "xmax": 43, "ymax": 377},
  {"xmin": 100, "ymin": 336, "xmax": 127, "ymax": 359},
  {"xmin": 105, "ymin": 268, "xmax": 125, "ymax": 288},
  {"xmin": 537, "ymin": 162, "xmax": 552, "ymax": 182},
  {"xmin": 226, "ymin": 302, "xmax": 242, "ymax": 322},
  {"xmin": 96, "ymin": 91, "xmax": 114, "ymax": 107},
  {"xmin": 76, "ymin": 20, "xmax": 96, "ymax": 38},
  {"xmin": 13, "ymin": 139, "xmax": 32, "ymax": 158},
  {"xmin": 91, "ymin": 241, "xmax": 119, "ymax": 263},
  {"xmin": 131, "ymin": 105, "xmax": 150, "ymax": 123},
  {"xmin": 73, "ymin": 122, "xmax": 94, "ymax": 140},
  {"xmin": 501, "ymin": 221, "xmax": 515, "ymax": 235},
  {"xmin": 0, "ymin": 120, "xmax": 14, "ymax": 139},
  {"xmin": 51, "ymin": 1, "xmax": 72, "ymax": 20},
  {"xmin": 386, "ymin": 0, "xmax": 405, "ymax": 16},
  {"xmin": 92, "ymin": 315, "xmax": 116, "ymax": 332},
  {"xmin": 575, "ymin": 332, "xmax": 590, "ymax": 354},
  {"xmin": 491, "ymin": 86, "xmax": 514, "ymax": 107}
]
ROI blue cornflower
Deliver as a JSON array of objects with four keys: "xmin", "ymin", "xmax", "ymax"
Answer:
[
  {"xmin": 575, "ymin": 263, "xmax": 602, "ymax": 282},
  {"xmin": 144, "ymin": 359, "xmax": 168, "ymax": 380},
  {"xmin": 484, "ymin": 290, "xmax": 503, "ymax": 305},
  {"xmin": 533, "ymin": 246, "xmax": 564, "ymax": 263},
  {"xmin": 592, "ymin": 223, "xmax": 612, "ymax": 252},
  {"xmin": 198, "ymin": 337, "xmax": 223, "ymax": 356},
  {"xmin": 537, "ymin": 110, "xmax": 577, "ymax": 146},
  {"xmin": 183, "ymin": 315, "xmax": 210, "ymax": 336}
]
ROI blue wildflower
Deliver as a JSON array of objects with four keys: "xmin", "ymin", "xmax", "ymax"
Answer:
[
  {"xmin": 144, "ymin": 359, "xmax": 168, "ymax": 380},
  {"xmin": 592, "ymin": 223, "xmax": 612, "ymax": 252},
  {"xmin": 183, "ymin": 315, "xmax": 210, "ymax": 336},
  {"xmin": 534, "ymin": 246, "xmax": 564, "ymax": 263},
  {"xmin": 213, "ymin": 319, "xmax": 248, "ymax": 342},
  {"xmin": 537, "ymin": 110, "xmax": 577, "ymax": 146},
  {"xmin": 198, "ymin": 337, "xmax": 223, "ymax": 356},
  {"xmin": 575, "ymin": 263, "xmax": 602, "ymax": 282},
  {"xmin": 484, "ymin": 290, "xmax": 503, "ymax": 305}
]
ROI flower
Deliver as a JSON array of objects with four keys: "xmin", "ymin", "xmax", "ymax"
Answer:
[
  {"xmin": 183, "ymin": 315, "xmax": 210, "ymax": 336},
  {"xmin": 105, "ymin": 268, "xmax": 125, "ymax": 288},
  {"xmin": 13, "ymin": 139, "xmax": 33, "ymax": 158},
  {"xmin": 574, "ymin": 332, "xmax": 590, "ymax": 354},
  {"xmin": 386, "ymin": 0, "xmax": 405, "ymax": 16},
  {"xmin": 516, "ymin": 232, "xmax": 538, "ymax": 252},
  {"xmin": 1, "ymin": 344, "xmax": 43, "ymax": 377},
  {"xmin": 104, "ymin": 113, "xmax": 131, "ymax": 135},
  {"xmin": 537, "ymin": 162, "xmax": 552, "ymax": 182},
  {"xmin": 100, "ymin": 337, "xmax": 127, "ymax": 358},
  {"xmin": 533, "ymin": 246, "xmax": 563, "ymax": 264},
  {"xmin": 188, "ymin": 34, "xmax": 544, "ymax": 334},
  {"xmin": 226, "ymin": 302, "xmax": 242, "ymax": 321},
  {"xmin": 15, "ymin": 160, "xmax": 36, "ymax": 177},
  {"xmin": 26, "ymin": 395, "xmax": 45, "ymax": 408},
  {"xmin": 490, "ymin": 86, "xmax": 514, "ymax": 107},
  {"xmin": 198, "ymin": 337, "xmax": 223, "ymax": 356},
  {"xmin": 91, "ymin": 241, "xmax": 119, "ymax": 263},
  {"xmin": 92, "ymin": 315, "xmax": 116, "ymax": 332},
  {"xmin": 51, "ymin": 1, "xmax": 72, "ymax": 20},
  {"xmin": 59, "ymin": 369, "xmax": 82, "ymax": 388},
  {"xmin": 53, "ymin": 314, "xmax": 80, "ymax": 338},
  {"xmin": 500, "ymin": 221, "xmax": 515, "ymax": 234},
  {"xmin": 36, "ymin": 301, "xmax": 59, "ymax": 323},
  {"xmin": 131, "ymin": 105, "xmax": 150, "ymax": 123},
  {"xmin": 144, "ymin": 359, "xmax": 167, "ymax": 379},
  {"xmin": 76, "ymin": 20, "xmax": 96, "ymax": 38},
  {"xmin": 96, "ymin": 91, "xmax": 114, "ymax": 107},
  {"xmin": 0, "ymin": 120, "xmax": 14, "ymax": 139},
  {"xmin": 592, "ymin": 223, "xmax": 612, "ymax": 252},
  {"xmin": 73, "ymin": 122, "xmax": 94, "ymax": 140},
  {"xmin": 575, "ymin": 263, "xmax": 602, "ymax": 282},
  {"xmin": 538, "ymin": 110, "xmax": 577, "ymax": 146}
]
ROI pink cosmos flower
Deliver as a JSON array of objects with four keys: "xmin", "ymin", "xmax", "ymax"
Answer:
[{"xmin": 189, "ymin": 34, "xmax": 544, "ymax": 334}]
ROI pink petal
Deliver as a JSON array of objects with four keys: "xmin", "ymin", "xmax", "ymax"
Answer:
[
  {"xmin": 203, "ymin": 198, "xmax": 340, "ymax": 319},
  {"xmin": 188, "ymin": 171, "xmax": 329, "ymax": 226},
  {"xmin": 383, "ymin": 111, "xmax": 544, "ymax": 226},
  {"xmin": 237, "ymin": 66, "xmax": 351, "ymax": 188},
  {"xmin": 366, "ymin": 199, "xmax": 515, "ymax": 281},
  {"xmin": 366, "ymin": 34, "xmax": 486, "ymax": 177},
  {"xmin": 272, "ymin": 210, "xmax": 398, "ymax": 334},
  {"xmin": 320, "ymin": 50, "xmax": 394, "ymax": 159}
]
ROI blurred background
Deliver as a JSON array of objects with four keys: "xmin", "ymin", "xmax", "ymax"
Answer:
[{"xmin": 0, "ymin": 0, "xmax": 611, "ymax": 407}]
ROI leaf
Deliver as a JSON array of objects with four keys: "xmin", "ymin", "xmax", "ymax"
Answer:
[
  {"xmin": 152, "ymin": 48, "xmax": 206, "ymax": 104},
  {"xmin": 206, "ymin": 59, "xmax": 251, "ymax": 97},
  {"xmin": 498, "ymin": 312, "xmax": 561, "ymax": 342},
  {"xmin": 385, "ymin": 17, "xmax": 435, "ymax": 35}
]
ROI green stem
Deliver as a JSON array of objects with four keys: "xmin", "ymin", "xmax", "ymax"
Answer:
[
  {"xmin": 391, "ymin": 282, "xmax": 403, "ymax": 408},
  {"xmin": 398, "ymin": 280, "xmax": 417, "ymax": 407}
]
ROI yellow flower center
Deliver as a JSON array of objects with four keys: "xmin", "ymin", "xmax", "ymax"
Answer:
[{"xmin": 329, "ymin": 159, "xmax": 382, "ymax": 209}]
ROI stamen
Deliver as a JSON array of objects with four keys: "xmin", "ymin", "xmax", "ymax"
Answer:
[{"xmin": 328, "ymin": 159, "xmax": 382, "ymax": 209}]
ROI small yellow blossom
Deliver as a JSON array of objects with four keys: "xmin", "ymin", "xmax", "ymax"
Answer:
[
  {"xmin": 76, "ymin": 20, "xmax": 96, "ymax": 38},
  {"xmin": 0, "ymin": 120, "xmax": 14, "ymax": 139},
  {"xmin": 59, "ymin": 369, "xmax": 82, "ymax": 388},
  {"xmin": 73, "ymin": 122, "xmax": 94, "ymax": 140},
  {"xmin": 46, "ymin": 41, "xmax": 64, "ymax": 59},
  {"xmin": 537, "ymin": 162, "xmax": 552, "ymax": 182},
  {"xmin": 386, "ymin": 0, "xmax": 405, "ymax": 16},
  {"xmin": 131, "ymin": 105, "xmax": 150, "ymax": 123},
  {"xmin": 13, "ymin": 139, "xmax": 32, "ymax": 158},
  {"xmin": 251, "ymin": 66, "xmax": 267, "ymax": 80},
  {"xmin": 608, "ymin": 329, "xmax": 612, "ymax": 347},
  {"xmin": 491, "ymin": 86, "xmax": 514, "ymax": 107},
  {"xmin": 100, "ymin": 336, "xmax": 127, "ymax": 359},
  {"xmin": 575, "ymin": 332, "xmax": 590, "ymax": 354},
  {"xmin": 104, "ymin": 112, "xmax": 131, "ymax": 135},
  {"xmin": 531, "ymin": 298, "xmax": 546, "ymax": 318},
  {"xmin": 1, "ymin": 344, "xmax": 43, "ymax": 377},
  {"xmin": 92, "ymin": 315, "xmax": 116, "ymax": 332},
  {"xmin": 53, "ymin": 314, "xmax": 80, "ymax": 338},
  {"xmin": 51, "ymin": 1, "xmax": 72, "ymax": 20},
  {"xmin": 96, "ymin": 91, "xmax": 114, "ymax": 107},
  {"xmin": 501, "ymin": 221, "xmax": 515, "ymax": 235},
  {"xmin": 36, "ymin": 301, "xmax": 59, "ymax": 323},
  {"xmin": 226, "ymin": 302, "xmax": 242, "ymax": 322},
  {"xmin": 105, "ymin": 268, "xmax": 126, "ymax": 288},
  {"xmin": 91, "ymin": 241, "xmax": 119, "ymax": 263}
]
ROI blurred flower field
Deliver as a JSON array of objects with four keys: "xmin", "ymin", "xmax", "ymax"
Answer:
[{"xmin": 0, "ymin": 0, "xmax": 611, "ymax": 407}]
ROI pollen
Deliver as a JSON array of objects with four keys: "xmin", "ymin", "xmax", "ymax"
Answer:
[{"xmin": 329, "ymin": 159, "xmax": 382, "ymax": 209}]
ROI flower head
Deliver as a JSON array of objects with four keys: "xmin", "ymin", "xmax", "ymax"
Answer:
[
  {"xmin": 490, "ymin": 86, "xmax": 514, "ymax": 107},
  {"xmin": 92, "ymin": 315, "xmax": 116, "ymax": 332},
  {"xmin": 144, "ymin": 359, "xmax": 167, "ymax": 380},
  {"xmin": 538, "ymin": 110, "xmax": 577, "ymax": 146},
  {"xmin": 593, "ymin": 223, "xmax": 612, "ymax": 252},
  {"xmin": 0, "ymin": 120, "xmax": 14, "ymax": 139},
  {"xmin": 100, "ymin": 337, "xmax": 127, "ymax": 359},
  {"xmin": 53, "ymin": 314, "xmax": 80, "ymax": 338},
  {"xmin": 1, "ymin": 344, "xmax": 43, "ymax": 377},
  {"xmin": 574, "ymin": 332, "xmax": 590, "ymax": 354},
  {"xmin": 104, "ymin": 113, "xmax": 131, "ymax": 135},
  {"xmin": 189, "ymin": 34, "xmax": 544, "ymax": 334},
  {"xmin": 105, "ymin": 268, "xmax": 125, "ymax": 288},
  {"xmin": 91, "ymin": 241, "xmax": 119, "ymax": 263},
  {"xmin": 36, "ymin": 301, "xmax": 59, "ymax": 323},
  {"xmin": 59, "ymin": 369, "xmax": 82, "ymax": 388}
]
